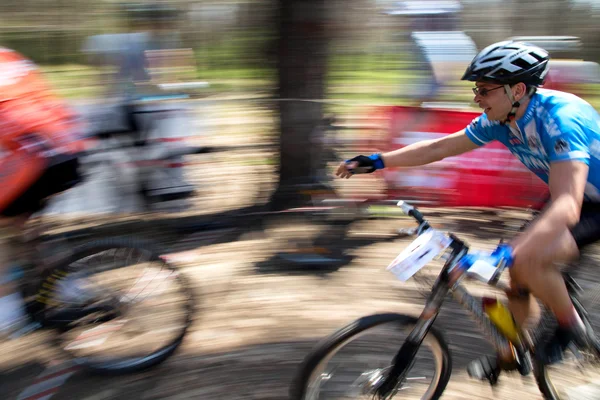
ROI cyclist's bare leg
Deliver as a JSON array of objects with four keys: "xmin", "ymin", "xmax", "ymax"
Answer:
[
  {"xmin": 508, "ymin": 227, "xmax": 581, "ymax": 330},
  {"xmin": 469, "ymin": 228, "xmax": 579, "ymax": 372},
  {"xmin": 507, "ymin": 290, "xmax": 540, "ymax": 330}
]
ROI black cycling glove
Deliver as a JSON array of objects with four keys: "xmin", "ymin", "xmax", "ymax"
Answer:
[{"xmin": 345, "ymin": 153, "xmax": 385, "ymax": 174}]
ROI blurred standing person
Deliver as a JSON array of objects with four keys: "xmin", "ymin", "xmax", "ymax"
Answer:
[{"xmin": 82, "ymin": 3, "xmax": 183, "ymax": 102}]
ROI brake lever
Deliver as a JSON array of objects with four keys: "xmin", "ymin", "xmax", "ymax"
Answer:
[
  {"xmin": 397, "ymin": 227, "xmax": 417, "ymax": 236},
  {"xmin": 397, "ymin": 221, "xmax": 429, "ymax": 237}
]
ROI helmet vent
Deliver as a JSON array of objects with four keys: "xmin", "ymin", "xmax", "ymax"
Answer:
[{"xmin": 512, "ymin": 58, "xmax": 534, "ymax": 69}]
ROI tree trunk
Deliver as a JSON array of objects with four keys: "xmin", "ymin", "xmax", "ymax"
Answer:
[{"xmin": 270, "ymin": 0, "xmax": 329, "ymax": 210}]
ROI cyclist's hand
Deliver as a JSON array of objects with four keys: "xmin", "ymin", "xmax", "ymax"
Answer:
[
  {"xmin": 336, "ymin": 160, "xmax": 359, "ymax": 178},
  {"xmin": 336, "ymin": 155, "xmax": 382, "ymax": 179},
  {"xmin": 490, "ymin": 243, "xmax": 514, "ymax": 267},
  {"xmin": 460, "ymin": 244, "xmax": 514, "ymax": 270}
]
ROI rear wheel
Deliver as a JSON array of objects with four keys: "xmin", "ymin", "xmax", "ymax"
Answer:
[{"xmin": 535, "ymin": 295, "xmax": 600, "ymax": 399}]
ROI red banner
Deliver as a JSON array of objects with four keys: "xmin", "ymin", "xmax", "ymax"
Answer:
[{"xmin": 372, "ymin": 105, "xmax": 549, "ymax": 209}]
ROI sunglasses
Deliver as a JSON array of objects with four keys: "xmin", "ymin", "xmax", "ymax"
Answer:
[{"xmin": 472, "ymin": 86, "xmax": 504, "ymax": 97}]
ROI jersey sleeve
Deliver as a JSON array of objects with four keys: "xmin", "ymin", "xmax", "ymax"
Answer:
[
  {"xmin": 464, "ymin": 113, "xmax": 500, "ymax": 146},
  {"xmin": 542, "ymin": 107, "xmax": 591, "ymax": 165}
]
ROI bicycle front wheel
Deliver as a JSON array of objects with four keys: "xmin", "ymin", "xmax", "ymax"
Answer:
[
  {"xmin": 290, "ymin": 313, "xmax": 451, "ymax": 400},
  {"xmin": 40, "ymin": 237, "xmax": 194, "ymax": 374}
]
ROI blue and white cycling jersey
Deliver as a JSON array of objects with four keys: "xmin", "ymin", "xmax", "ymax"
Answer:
[{"xmin": 465, "ymin": 89, "xmax": 600, "ymax": 201}]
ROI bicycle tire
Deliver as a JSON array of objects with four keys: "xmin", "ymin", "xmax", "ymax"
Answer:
[
  {"xmin": 534, "ymin": 295, "xmax": 600, "ymax": 399},
  {"xmin": 42, "ymin": 237, "xmax": 194, "ymax": 375},
  {"xmin": 290, "ymin": 313, "xmax": 452, "ymax": 400}
]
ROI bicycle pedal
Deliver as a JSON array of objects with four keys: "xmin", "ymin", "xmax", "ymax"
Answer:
[
  {"xmin": 484, "ymin": 370, "xmax": 500, "ymax": 387},
  {"xmin": 467, "ymin": 356, "xmax": 501, "ymax": 386},
  {"xmin": 513, "ymin": 351, "xmax": 533, "ymax": 376},
  {"xmin": 515, "ymin": 358, "xmax": 532, "ymax": 376}
]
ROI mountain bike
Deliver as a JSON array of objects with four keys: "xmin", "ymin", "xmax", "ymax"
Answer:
[{"xmin": 290, "ymin": 201, "xmax": 600, "ymax": 399}]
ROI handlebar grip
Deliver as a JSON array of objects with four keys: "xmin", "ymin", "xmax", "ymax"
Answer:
[
  {"xmin": 397, "ymin": 200, "xmax": 413, "ymax": 214},
  {"xmin": 397, "ymin": 200, "xmax": 425, "ymax": 223}
]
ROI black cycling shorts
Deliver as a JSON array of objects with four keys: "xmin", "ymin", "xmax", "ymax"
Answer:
[{"xmin": 571, "ymin": 202, "xmax": 600, "ymax": 249}]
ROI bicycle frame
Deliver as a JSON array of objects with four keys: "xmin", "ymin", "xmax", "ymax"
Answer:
[{"xmin": 376, "ymin": 213, "xmax": 531, "ymax": 397}]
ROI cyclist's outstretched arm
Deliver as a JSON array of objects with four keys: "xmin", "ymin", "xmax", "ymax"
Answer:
[
  {"xmin": 381, "ymin": 129, "xmax": 478, "ymax": 167},
  {"xmin": 337, "ymin": 129, "xmax": 479, "ymax": 178}
]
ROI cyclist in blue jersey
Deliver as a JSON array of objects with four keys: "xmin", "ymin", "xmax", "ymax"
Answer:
[{"xmin": 337, "ymin": 41, "xmax": 600, "ymax": 383}]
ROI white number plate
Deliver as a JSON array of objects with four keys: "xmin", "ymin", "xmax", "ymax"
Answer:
[{"xmin": 386, "ymin": 229, "xmax": 451, "ymax": 282}]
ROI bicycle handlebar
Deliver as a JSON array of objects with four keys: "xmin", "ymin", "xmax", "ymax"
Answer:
[{"xmin": 397, "ymin": 200, "xmax": 519, "ymax": 290}]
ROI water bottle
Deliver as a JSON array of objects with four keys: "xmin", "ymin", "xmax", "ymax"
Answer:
[{"xmin": 482, "ymin": 296, "xmax": 521, "ymax": 345}]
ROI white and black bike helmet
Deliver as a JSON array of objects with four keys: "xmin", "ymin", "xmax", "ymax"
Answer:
[
  {"xmin": 462, "ymin": 41, "xmax": 550, "ymax": 123},
  {"xmin": 462, "ymin": 41, "xmax": 550, "ymax": 86}
]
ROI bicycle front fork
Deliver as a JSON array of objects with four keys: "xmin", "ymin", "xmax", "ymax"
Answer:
[{"xmin": 376, "ymin": 278, "xmax": 449, "ymax": 397}]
